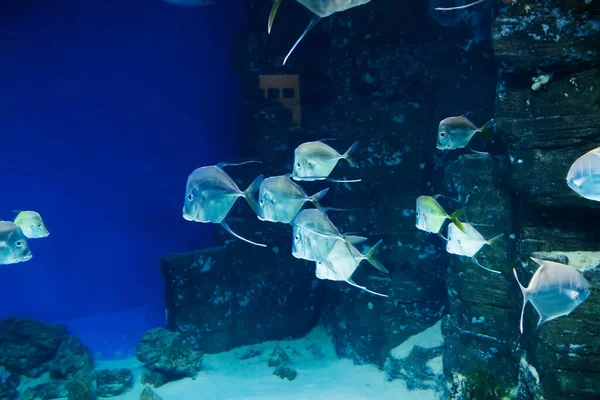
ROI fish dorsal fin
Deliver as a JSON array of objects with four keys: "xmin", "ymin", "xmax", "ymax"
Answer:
[
  {"xmin": 345, "ymin": 235, "xmax": 367, "ymax": 245},
  {"xmin": 513, "ymin": 268, "xmax": 529, "ymax": 334},
  {"xmin": 217, "ymin": 160, "xmax": 262, "ymax": 169},
  {"xmin": 220, "ymin": 221, "xmax": 266, "ymax": 247},
  {"xmin": 435, "ymin": 0, "xmax": 489, "ymax": 11},
  {"xmin": 283, "ymin": 15, "xmax": 322, "ymax": 65},
  {"xmin": 326, "ymin": 177, "xmax": 361, "ymax": 183},
  {"xmin": 346, "ymin": 279, "xmax": 388, "ymax": 297},
  {"xmin": 268, "ymin": 0, "xmax": 283, "ymax": 34}
]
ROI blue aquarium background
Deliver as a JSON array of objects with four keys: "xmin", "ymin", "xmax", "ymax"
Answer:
[
  {"xmin": 0, "ymin": 0, "xmax": 599, "ymax": 399},
  {"xmin": 0, "ymin": 0, "xmax": 246, "ymax": 357}
]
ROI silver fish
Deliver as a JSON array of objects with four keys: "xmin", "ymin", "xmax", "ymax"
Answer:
[
  {"xmin": 566, "ymin": 146, "xmax": 600, "ymax": 202},
  {"xmin": 13, "ymin": 211, "xmax": 49, "ymax": 239},
  {"xmin": 292, "ymin": 226, "xmax": 343, "ymax": 261},
  {"xmin": 416, "ymin": 195, "xmax": 465, "ymax": 234},
  {"xmin": 268, "ymin": 0, "xmax": 373, "ymax": 65},
  {"xmin": 0, "ymin": 222, "xmax": 32, "ymax": 265},
  {"xmin": 446, "ymin": 222, "xmax": 502, "ymax": 274},
  {"xmin": 292, "ymin": 140, "xmax": 359, "ymax": 181},
  {"xmin": 436, "ymin": 116, "xmax": 494, "ymax": 150},
  {"xmin": 513, "ymin": 258, "xmax": 591, "ymax": 334},
  {"xmin": 316, "ymin": 239, "xmax": 388, "ymax": 297},
  {"xmin": 258, "ymin": 175, "xmax": 328, "ymax": 223},
  {"xmin": 183, "ymin": 162, "xmax": 265, "ymax": 247}
]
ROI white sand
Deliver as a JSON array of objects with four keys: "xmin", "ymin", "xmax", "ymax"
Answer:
[
  {"xmin": 96, "ymin": 326, "xmax": 438, "ymax": 400},
  {"xmin": 390, "ymin": 319, "xmax": 444, "ymax": 360}
]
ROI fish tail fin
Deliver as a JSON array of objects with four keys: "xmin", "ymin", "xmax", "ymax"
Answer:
[
  {"xmin": 449, "ymin": 209, "xmax": 466, "ymax": 233},
  {"xmin": 309, "ymin": 188, "xmax": 329, "ymax": 210},
  {"xmin": 488, "ymin": 233, "xmax": 504, "ymax": 253},
  {"xmin": 479, "ymin": 119, "xmax": 495, "ymax": 142},
  {"xmin": 342, "ymin": 141, "xmax": 359, "ymax": 168},
  {"xmin": 267, "ymin": 0, "xmax": 282, "ymax": 34},
  {"xmin": 221, "ymin": 221, "xmax": 266, "ymax": 248},
  {"xmin": 283, "ymin": 15, "xmax": 321, "ymax": 65},
  {"xmin": 243, "ymin": 175, "xmax": 264, "ymax": 217},
  {"xmin": 435, "ymin": 0, "xmax": 489, "ymax": 11},
  {"xmin": 512, "ymin": 268, "xmax": 528, "ymax": 334},
  {"xmin": 364, "ymin": 239, "xmax": 389, "ymax": 274}
]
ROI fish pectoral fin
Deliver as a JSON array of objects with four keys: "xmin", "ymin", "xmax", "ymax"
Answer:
[
  {"xmin": 268, "ymin": 0, "xmax": 283, "ymax": 34},
  {"xmin": 220, "ymin": 221, "xmax": 266, "ymax": 247},
  {"xmin": 282, "ymin": 15, "xmax": 322, "ymax": 65},
  {"xmin": 346, "ymin": 279, "xmax": 388, "ymax": 298}
]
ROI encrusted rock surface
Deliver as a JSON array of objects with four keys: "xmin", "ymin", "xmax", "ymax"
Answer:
[
  {"xmin": 95, "ymin": 368, "xmax": 133, "ymax": 397},
  {"xmin": 51, "ymin": 335, "xmax": 94, "ymax": 380},
  {"xmin": 0, "ymin": 318, "xmax": 66, "ymax": 377},
  {"xmin": 0, "ymin": 366, "xmax": 19, "ymax": 400},
  {"xmin": 136, "ymin": 327, "xmax": 203, "ymax": 387},
  {"xmin": 161, "ymin": 243, "xmax": 325, "ymax": 354},
  {"xmin": 22, "ymin": 380, "xmax": 69, "ymax": 400}
]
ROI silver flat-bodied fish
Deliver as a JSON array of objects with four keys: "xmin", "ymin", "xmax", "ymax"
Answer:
[
  {"xmin": 315, "ymin": 238, "xmax": 389, "ymax": 296},
  {"xmin": 183, "ymin": 162, "xmax": 266, "ymax": 247},
  {"xmin": 292, "ymin": 140, "xmax": 358, "ymax": 181},
  {"xmin": 416, "ymin": 195, "xmax": 465, "ymax": 234},
  {"xmin": 513, "ymin": 258, "xmax": 591, "ymax": 334},
  {"xmin": 566, "ymin": 146, "xmax": 600, "ymax": 202},
  {"xmin": 436, "ymin": 116, "xmax": 494, "ymax": 150},
  {"xmin": 258, "ymin": 174, "xmax": 328, "ymax": 223},
  {"xmin": 13, "ymin": 211, "xmax": 49, "ymax": 239},
  {"xmin": 446, "ymin": 222, "xmax": 503, "ymax": 274},
  {"xmin": 268, "ymin": 0, "xmax": 373, "ymax": 65},
  {"xmin": 0, "ymin": 221, "xmax": 33, "ymax": 265}
]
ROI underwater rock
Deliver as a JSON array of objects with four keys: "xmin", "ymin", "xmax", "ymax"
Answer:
[
  {"xmin": 442, "ymin": 154, "xmax": 522, "ymax": 397},
  {"xmin": 0, "ymin": 366, "xmax": 19, "ymax": 400},
  {"xmin": 237, "ymin": 348, "xmax": 262, "ymax": 360},
  {"xmin": 267, "ymin": 346, "xmax": 290, "ymax": 368},
  {"xmin": 140, "ymin": 370, "xmax": 169, "ymax": 389},
  {"xmin": 496, "ymin": 68, "xmax": 600, "ymax": 210},
  {"xmin": 136, "ymin": 327, "xmax": 203, "ymax": 385},
  {"xmin": 94, "ymin": 369, "xmax": 133, "ymax": 397},
  {"xmin": 139, "ymin": 386, "xmax": 162, "ymax": 400},
  {"xmin": 516, "ymin": 356, "xmax": 544, "ymax": 400},
  {"xmin": 51, "ymin": 335, "xmax": 94, "ymax": 379},
  {"xmin": 161, "ymin": 243, "xmax": 324, "ymax": 353},
  {"xmin": 0, "ymin": 318, "xmax": 66, "ymax": 377},
  {"xmin": 384, "ymin": 319, "xmax": 444, "ymax": 392},
  {"xmin": 67, "ymin": 369, "xmax": 96, "ymax": 400},
  {"xmin": 492, "ymin": 0, "xmax": 600, "ymax": 71},
  {"xmin": 22, "ymin": 380, "xmax": 69, "ymax": 400},
  {"xmin": 272, "ymin": 365, "xmax": 297, "ymax": 381}
]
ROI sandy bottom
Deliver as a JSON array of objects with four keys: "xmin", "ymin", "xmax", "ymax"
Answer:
[{"xmin": 94, "ymin": 326, "xmax": 438, "ymax": 400}]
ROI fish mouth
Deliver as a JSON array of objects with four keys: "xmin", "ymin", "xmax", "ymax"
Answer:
[
  {"xmin": 182, "ymin": 209, "xmax": 194, "ymax": 221},
  {"xmin": 23, "ymin": 253, "xmax": 33, "ymax": 261}
]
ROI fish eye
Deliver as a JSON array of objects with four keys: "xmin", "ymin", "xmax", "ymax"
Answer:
[
  {"xmin": 37, "ymin": 223, "xmax": 42, "ymax": 228},
  {"xmin": 440, "ymin": 132, "xmax": 446, "ymax": 137},
  {"xmin": 295, "ymin": 235, "xmax": 299, "ymax": 240},
  {"xmin": 260, "ymin": 199, "xmax": 264, "ymax": 204},
  {"xmin": 16, "ymin": 241, "xmax": 23, "ymax": 247},
  {"xmin": 187, "ymin": 194, "xmax": 194, "ymax": 201},
  {"xmin": 296, "ymin": 162, "xmax": 301, "ymax": 167}
]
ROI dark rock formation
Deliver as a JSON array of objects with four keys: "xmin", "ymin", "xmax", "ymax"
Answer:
[
  {"xmin": 22, "ymin": 380, "xmax": 69, "ymax": 400},
  {"xmin": 140, "ymin": 386, "xmax": 162, "ymax": 400},
  {"xmin": 51, "ymin": 335, "xmax": 94, "ymax": 379},
  {"xmin": 268, "ymin": 346, "xmax": 297, "ymax": 381},
  {"xmin": 0, "ymin": 366, "xmax": 19, "ymax": 400},
  {"xmin": 136, "ymin": 327, "xmax": 203, "ymax": 386},
  {"xmin": 66, "ymin": 369, "xmax": 96, "ymax": 400},
  {"xmin": 95, "ymin": 369, "xmax": 133, "ymax": 397},
  {"xmin": 161, "ymin": 243, "xmax": 325, "ymax": 354},
  {"xmin": 0, "ymin": 318, "xmax": 66, "ymax": 377},
  {"xmin": 273, "ymin": 365, "xmax": 297, "ymax": 381}
]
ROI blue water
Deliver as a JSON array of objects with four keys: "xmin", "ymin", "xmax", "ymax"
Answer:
[{"xmin": 0, "ymin": 0, "xmax": 246, "ymax": 358}]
